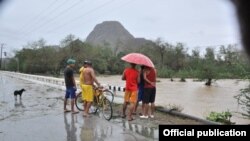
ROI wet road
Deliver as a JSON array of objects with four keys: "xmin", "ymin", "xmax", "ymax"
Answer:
[{"xmin": 0, "ymin": 74, "xmax": 152, "ymax": 141}]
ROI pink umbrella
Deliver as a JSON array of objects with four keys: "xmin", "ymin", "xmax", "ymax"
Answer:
[{"xmin": 121, "ymin": 53, "xmax": 155, "ymax": 68}]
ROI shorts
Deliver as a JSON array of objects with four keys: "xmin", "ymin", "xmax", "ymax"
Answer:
[
  {"xmin": 82, "ymin": 84, "xmax": 94, "ymax": 102},
  {"xmin": 80, "ymin": 84, "xmax": 84, "ymax": 97},
  {"xmin": 124, "ymin": 90, "xmax": 138, "ymax": 103},
  {"xmin": 137, "ymin": 85, "xmax": 144, "ymax": 102},
  {"xmin": 143, "ymin": 87, "xmax": 156, "ymax": 104},
  {"xmin": 65, "ymin": 87, "xmax": 76, "ymax": 99}
]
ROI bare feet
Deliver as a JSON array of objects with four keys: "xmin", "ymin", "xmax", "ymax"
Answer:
[{"xmin": 83, "ymin": 113, "xmax": 90, "ymax": 117}]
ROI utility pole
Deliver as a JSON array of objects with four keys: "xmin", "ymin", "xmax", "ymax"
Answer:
[{"xmin": 0, "ymin": 43, "xmax": 4, "ymax": 69}]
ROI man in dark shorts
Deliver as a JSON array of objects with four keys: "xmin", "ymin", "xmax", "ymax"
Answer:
[
  {"xmin": 140, "ymin": 67, "xmax": 156, "ymax": 119},
  {"xmin": 64, "ymin": 58, "xmax": 79, "ymax": 114}
]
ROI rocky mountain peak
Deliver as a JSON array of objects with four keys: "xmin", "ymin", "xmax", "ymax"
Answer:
[{"xmin": 86, "ymin": 21, "xmax": 134, "ymax": 48}]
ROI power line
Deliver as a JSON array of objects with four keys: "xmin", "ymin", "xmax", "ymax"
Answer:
[
  {"xmin": 18, "ymin": 0, "xmax": 60, "ymax": 33},
  {"xmin": 25, "ymin": 0, "xmax": 84, "ymax": 35},
  {"xmin": 4, "ymin": 0, "xmax": 131, "ymax": 48},
  {"xmin": 45, "ymin": 0, "xmax": 135, "ymax": 37},
  {"xmin": 22, "ymin": 0, "xmax": 69, "ymax": 35},
  {"xmin": 46, "ymin": 0, "xmax": 115, "ymax": 33},
  {"xmin": 0, "ymin": 31, "xmax": 32, "ymax": 41}
]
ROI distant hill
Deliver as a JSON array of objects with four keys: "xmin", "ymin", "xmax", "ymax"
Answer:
[{"xmin": 85, "ymin": 21, "xmax": 153, "ymax": 53}]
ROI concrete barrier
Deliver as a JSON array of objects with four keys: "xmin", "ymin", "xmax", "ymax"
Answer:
[
  {"xmin": 0, "ymin": 71, "xmax": 124, "ymax": 103},
  {"xmin": 156, "ymin": 107, "xmax": 220, "ymax": 125}
]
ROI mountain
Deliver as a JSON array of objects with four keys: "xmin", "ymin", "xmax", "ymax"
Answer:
[{"xmin": 85, "ymin": 21, "xmax": 153, "ymax": 52}]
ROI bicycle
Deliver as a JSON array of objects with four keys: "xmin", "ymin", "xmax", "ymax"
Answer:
[{"xmin": 75, "ymin": 86, "xmax": 113, "ymax": 121}]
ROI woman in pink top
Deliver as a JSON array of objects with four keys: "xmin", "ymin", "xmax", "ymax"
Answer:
[{"xmin": 140, "ymin": 67, "xmax": 156, "ymax": 119}]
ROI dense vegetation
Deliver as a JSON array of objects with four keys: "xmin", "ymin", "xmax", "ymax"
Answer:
[{"xmin": 4, "ymin": 35, "xmax": 250, "ymax": 80}]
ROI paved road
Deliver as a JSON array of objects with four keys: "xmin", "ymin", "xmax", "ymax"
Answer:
[{"xmin": 0, "ymin": 74, "xmax": 153, "ymax": 141}]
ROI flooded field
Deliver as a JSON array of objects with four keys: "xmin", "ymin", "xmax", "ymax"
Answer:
[{"xmin": 97, "ymin": 75, "xmax": 250, "ymax": 124}]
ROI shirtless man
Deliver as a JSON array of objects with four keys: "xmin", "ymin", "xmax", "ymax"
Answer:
[{"xmin": 81, "ymin": 60, "xmax": 100, "ymax": 117}]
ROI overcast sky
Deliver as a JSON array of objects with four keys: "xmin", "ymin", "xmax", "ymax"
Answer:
[{"xmin": 0, "ymin": 0, "xmax": 241, "ymax": 56}]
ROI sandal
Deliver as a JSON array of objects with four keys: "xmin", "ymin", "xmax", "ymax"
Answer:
[
  {"xmin": 72, "ymin": 111, "xmax": 79, "ymax": 114},
  {"xmin": 83, "ymin": 113, "xmax": 90, "ymax": 117},
  {"xmin": 64, "ymin": 109, "xmax": 71, "ymax": 113},
  {"xmin": 128, "ymin": 118, "xmax": 134, "ymax": 121}
]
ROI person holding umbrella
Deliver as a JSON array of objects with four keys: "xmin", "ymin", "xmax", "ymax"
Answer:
[
  {"xmin": 121, "ymin": 53, "xmax": 155, "ymax": 120},
  {"xmin": 121, "ymin": 63, "xmax": 140, "ymax": 121},
  {"xmin": 133, "ymin": 65, "xmax": 145, "ymax": 115}
]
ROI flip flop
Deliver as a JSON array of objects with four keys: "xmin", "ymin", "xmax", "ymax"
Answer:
[
  {"xmin": 72, "ymin": 111, "xmax": 79, "ymax": 114},
  {"xmin": 83, "ymin": 113, "xmax": 90, "ymax": 117},
  {"xmin": 128, "ymin": 118, "xmax": 134, "ymax": 121},
  {"xmin": 121, "ymin": 115, "xmax": 126, "ymax": 118},
  {"xmin": 64, "ymin": 109, "xmax": 71, "ymax": 113}
]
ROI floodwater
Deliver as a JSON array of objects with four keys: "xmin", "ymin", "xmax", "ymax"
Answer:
[
  {"xmin": 0, "ymin": 74, "xmax": 149, "ymax": 141},
  {"xmin": 98, "ymin": 75, "xmax": 250, "ymax": 124}
]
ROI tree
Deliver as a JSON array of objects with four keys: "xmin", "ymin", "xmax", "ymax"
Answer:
[
  {"xmin": 235, "ymin": 82, "xmax": 250, "ymax": 119},
  {"xmin": 173, "ymin": 42, "xmax": 187, "ymax": 71},
  {"xmin": 201, "ymin": 47, "xmax": 217, "ymax": 86},
  {"xmin": 220, "ymin": 44, "xmax": 239, "ymax": 66},
  {"xmin": 154, "ymin": 38, "xmax": 166, "ymax": 69},
  {"xmin": 205, "ymin": 47, "xmax": 215, "ymax": 62},
  {"xmin": 190, "ymin": 48, "xmax": 201, "ymax": 69}
]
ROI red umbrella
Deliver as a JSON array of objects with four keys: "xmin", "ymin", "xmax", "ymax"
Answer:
[{"xmin": 121, "ymin": 53, "xmax": 155, "ymax": 68}]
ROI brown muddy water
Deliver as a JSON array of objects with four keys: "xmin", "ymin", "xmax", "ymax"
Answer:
[
  {"xmin": 1, "ymin": 73, "xmax": 249, "ymax": 141},
  {"xmin": 97, "ymin": 75, "xmax": 250, "ymax": 124}
]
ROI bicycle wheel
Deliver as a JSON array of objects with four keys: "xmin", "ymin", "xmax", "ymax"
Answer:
[
  {"xmin": 100, "ymin": 97, "xmax": 113, "ymax": 121},
  {"xmin": 103, "ymin": 90, "xmax": 114, "ymax": 103},
  {"xmin": 90, "ymin": 96, "xmax": 98, "ymax": 114},
  {"xmin": 75, "ymin": 92, "xmax": 84, "ymax": 111}
]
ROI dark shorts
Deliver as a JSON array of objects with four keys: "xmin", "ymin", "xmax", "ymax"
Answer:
[
  {"xmin": 137, "ymin": 85, "xmax": 144, "ymax": 102},
  {"xmin": 65, "ymin": 87, "xmax": 76, "ymax": 99},
  {"xmin": 143, "ymin": 87, "xmax": 156, "ymax": 104}
]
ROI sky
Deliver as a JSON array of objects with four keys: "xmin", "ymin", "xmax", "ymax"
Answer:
[{"xmin": 0, "ymin": 0, "xmax": 241, "ymax": 57}]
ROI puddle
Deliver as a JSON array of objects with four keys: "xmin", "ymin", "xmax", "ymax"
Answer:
[{"xmin": 110, "ymin": 117, "xmax": 158, "ymax": 140}]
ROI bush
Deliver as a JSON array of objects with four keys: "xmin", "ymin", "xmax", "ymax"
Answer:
[
  {"xmin": 157, "ymin": 68, "xmax": 174, "ymax": 78},
  {"xmin": 206, "ymin": 110, "xmax": 235, "ymax": 124}
]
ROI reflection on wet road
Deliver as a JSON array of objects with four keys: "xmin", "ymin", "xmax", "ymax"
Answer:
[
  {"xmin": 0, "ymin": 74, "xmax": 150, "ymax": 141},
  {"xmin": 64, "ymin": 114, "xmax": 77, "ymax": 141}
]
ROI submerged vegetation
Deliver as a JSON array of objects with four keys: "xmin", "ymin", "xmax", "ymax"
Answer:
[{"xmin": 206, "ymin": 110, "xmax": 235, "ymax": 124}]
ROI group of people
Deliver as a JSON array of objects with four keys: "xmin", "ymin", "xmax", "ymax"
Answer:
[
  {"xmin": 121, "ymin": 63, "xmax": 156, "ymax": 121},
  {"xmin": 63, "ymin": 58, "xmax": 156, "ymax": 121}
]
